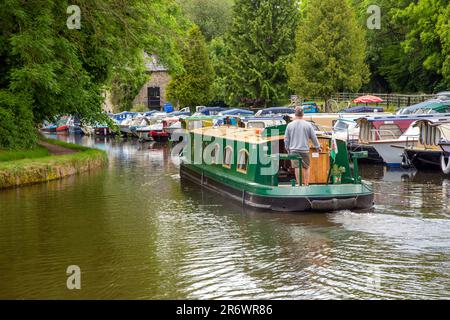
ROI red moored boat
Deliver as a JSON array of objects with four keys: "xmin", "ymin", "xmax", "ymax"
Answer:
[
  {"xmin": 150, "ymin": 129, "xmax": 169, "ymax": 142},
  {"xmin": 55, "ymin": 116, "xmax": 70, "ymax": 134}
]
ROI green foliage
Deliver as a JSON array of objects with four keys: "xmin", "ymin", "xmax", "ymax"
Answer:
[
  {"xmin": 440, "ymin": 4, "xmax": 450, "ymax": 86},
  {"xmin": 110, "ymin": 51, "xmax": 149, "ymax": 112},
  {"xmin": 131, "ymin": 103, "xmax": 148, "ymax": 113},
  {"xmin": 0, "ymin": 91, "xmax": 37, "ymax": 149},
  {"xmin": 223, "ymin": 0, "xmax": 299, "ymax": 108},
  {"xmin": 353, "ymin": 0, "xmax": 450, "ymax": 93},
  {"xmin": 208, "ymin": 37, "xmax": 230, "ymax": 104},
  {"xmin": 288, "ymin": 0, "xmax": 369, "ymax": 109},
  {"xmin": 177, "ymin": 0, "xmax": 234, "ymax": 41},
  {"xmin": 0, "ymin": 145, "xmax": 49, "ymax": 162},
  {"xmin": 0, "ymin": 0, "xmax": 186, "ymax": 149},
  {"xmin": 398, "ymin": 0, "xmax": 450, "ymax": 91},
  {"xmin": 167, "ymin": 26, "xmax": 215, "ymax": 109}
]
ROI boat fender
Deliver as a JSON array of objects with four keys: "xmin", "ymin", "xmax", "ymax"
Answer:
[
  {"xmin": 401, "ymin": 151, "xmax": 413, "ymax": 168},
  {"xmin": 311, "ymin": 198, "xmax": 357, "ymax": 211},
  {"xmin": 441, "ymin": 155, "xmax": 450, "ymax": 174}
]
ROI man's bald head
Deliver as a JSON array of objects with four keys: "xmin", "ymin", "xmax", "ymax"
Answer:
[{"xmin": 295, "ymin": 106, "xmax": 304, "ymax": 118}]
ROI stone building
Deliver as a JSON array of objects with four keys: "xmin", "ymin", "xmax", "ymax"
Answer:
[{"xmin": 133, "ymin": 54, "xmax": 171, "ymax": 110}]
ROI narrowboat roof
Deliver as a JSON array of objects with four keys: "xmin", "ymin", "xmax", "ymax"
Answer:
[
  {"xmin": 197, "ymin": 107, "xmax": 228, "ymax": 115},
  {"xmin": 219, "ymin": 108, "xmax": 254, "ymax": 116},
  {"xmin": 169, "ymin": 110, "xmax": 191, "ymax": 116},
  {"xmin": 341, "ymin": 106, "xmax": 384, "ymax": 113},
  {"xmin": 190, "ymin": 125, "xmax": 331, "ymax": 145},
  {"xmin": 183, "ymin": 115, "xmax": 220, "ymax": 121},
  {"xmin": 255, "ymin": 107, "xmax": 294, "ymax": 116},
  {"xmin": 241, "ymin": 116, "xmax": 285, "ymax": 121}
]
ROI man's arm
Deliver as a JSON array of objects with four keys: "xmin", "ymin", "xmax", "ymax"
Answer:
[
  {"xmin": 310, "ymin": 126, "xmax": 321, "ymax": 150},
  {"xmin": 284, "ymin": 126, "xmax": 290, "ymax": 153}
]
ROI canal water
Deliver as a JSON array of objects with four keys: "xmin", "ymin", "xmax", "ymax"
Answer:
[{"xmin": 0, "ymin": 135, "xmax": 449, "ymax": 299}]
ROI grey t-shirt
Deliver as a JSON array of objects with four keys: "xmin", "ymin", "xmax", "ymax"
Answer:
[{"xmin": 284, "ymin": 119, "xmax": 320, "ymax": 152}]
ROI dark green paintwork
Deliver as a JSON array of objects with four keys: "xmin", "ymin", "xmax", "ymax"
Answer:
[{"xmin": 182, "ymin": 125, "xmax": 373, "ymax": 198}]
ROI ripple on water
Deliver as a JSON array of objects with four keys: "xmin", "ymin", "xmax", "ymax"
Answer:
[{"xmin": 1, "ymin": 138, "xmax": 450, "ymax": 299}]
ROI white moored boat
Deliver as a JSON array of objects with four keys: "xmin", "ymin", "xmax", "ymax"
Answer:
[{"xmin": 370, "ymin": 124, "xmax": 420, "ymax": 167}]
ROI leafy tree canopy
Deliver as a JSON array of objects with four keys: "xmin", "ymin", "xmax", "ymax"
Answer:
[
  {"xmin": 223, "ymin": 0, "xmax": 299, "ymax": 108},
  {"xmin": 167, "ymin": 25, "xmax": 215, "ymax": 109},
  {"xmin": 0, "ymin": 0, "xmax": 186, "ymax": 149},
  {"xmin": 177, "ymin": 0, "xmax": 234, "ymax": 42},
  {"xmin": 288, "ymin": 0, "xmax": 369, "ymax": 109}
]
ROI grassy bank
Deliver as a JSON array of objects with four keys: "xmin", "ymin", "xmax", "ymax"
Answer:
[
  {"xmin": 0, "ymin": 139, "xmax": 107, "ymax": 189},
  {"xmin": 0, "ymin": 145, "xmax": 50, "ymax": 162}
]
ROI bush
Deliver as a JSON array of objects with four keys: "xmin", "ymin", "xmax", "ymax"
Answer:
[{"xmin": 131, "ymin": 103, "xmax": 148, "ymax": 112}]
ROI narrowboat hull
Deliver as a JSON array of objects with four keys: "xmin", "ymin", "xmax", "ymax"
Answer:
[
  {"xmin": 404, "ymin": 149, "xmax": 442, "ymax": 171},
  {"xmin": 180, "ymin": 163, "xmax": 374, "ymax": 212}
]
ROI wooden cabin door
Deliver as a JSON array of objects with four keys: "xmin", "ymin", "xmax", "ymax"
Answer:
[{"xmin": 309, "ymin": 138, "xmax": 330, "ymax": 184}]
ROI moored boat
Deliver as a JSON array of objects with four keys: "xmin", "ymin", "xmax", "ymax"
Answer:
[
  {"xmin": 403, "ymin": 118, "xmax": 450, "ymax": 172},
  {"xmin": 353, "ymin": 113, "xmax": 450, "ymax": 164},
  {"xmin": 41, "ymin": 121, "xmax": 57, "ymax": 133},
  {"xmin": 55, "ymin": 116, "xmax": 70, "ymax": 134},
  {"xmin": 180, "ymin": 125, "xmax": 374, "ymax": 212}
]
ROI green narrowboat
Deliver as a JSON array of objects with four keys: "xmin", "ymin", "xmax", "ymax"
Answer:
[{"xmin": 180, "ymin": 125, "xmax": 374, "ymax": 212}]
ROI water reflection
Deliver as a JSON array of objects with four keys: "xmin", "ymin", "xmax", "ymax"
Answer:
[{"xmin": 0, "ymin": 137, "xmax": 449, "ymax": 299}]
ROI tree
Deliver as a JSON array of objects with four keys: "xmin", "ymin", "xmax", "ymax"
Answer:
[
  {"xmin": 167, "ymin": 26, "xmax": 215, "ymax": 109},
  {"xmin": 288, "ymin": 0, "xmax": 369, "ymax": 110},
  {"xmin": 177, "ymin": 0, "xmax": 234, "ymax": 42},
  {"xmin": 352, "ymin": 0, "xmax": 450, "ymax": 93},
  {"xmin": 351, "ymin": 0, "xmax": 411, "ymax": 93},
  {"xmin": 223, "ymin": 0, "xmax": 299, "ymax": 108},
  {"xmin": 0, "ymin": 0, "xmax": 186, "ymax": 149},
  {"xmin": 439, "ymin": 3, "xmax": 450, "ymax": 87},
  {"xmin": 208, "ymin": 37, "xmax": 230, "ymax": 106},
  {"xmin": 396, "ymin": 0, "xmax": 450, "ymax": 92}
]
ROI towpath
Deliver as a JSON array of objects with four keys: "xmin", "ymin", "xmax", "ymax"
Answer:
[{"xmin": 37, "ymin": 141, "xmax": 77, "ymax": 156}]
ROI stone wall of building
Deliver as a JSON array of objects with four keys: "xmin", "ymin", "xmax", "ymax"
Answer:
[
  {"xmin": 101, "ymin": 91, "xmax": 116, "ymax": 113},
  {"xmin": 133, "ymin": 71, "xmax": 171, "ymax": 109}
]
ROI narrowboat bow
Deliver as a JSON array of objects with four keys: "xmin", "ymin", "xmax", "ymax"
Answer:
[{"xmin": 180, "ymin": 125, "xmax": 374, "ymax": 212}]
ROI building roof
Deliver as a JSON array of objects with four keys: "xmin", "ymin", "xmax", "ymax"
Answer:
[{"xmin": 144, "ymin": 53, "xmax": 168, "ymax": 72}]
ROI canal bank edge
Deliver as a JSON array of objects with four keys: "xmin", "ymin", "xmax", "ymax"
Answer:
[{"xmin": 0, "ymin": 139, "xmax": 108, "ymax": 189}]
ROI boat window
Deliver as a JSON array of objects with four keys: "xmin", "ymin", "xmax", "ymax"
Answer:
[
  {"xmin": 428, "ymin": 126, "xmax": 439, "ymax": 146},
  {"xmin": 247, "ymin": 121, "xmax": 265, "ymax": 129},
  {"xmin": 370, "ymin": 124, "xmax": 376, "ymax": 141},
  {"xmin": 334, "ymin": 120, "xmax": 349, "ymax": 132},
  {"xmin": 378, "ymin": 124, "xmax": 402, "ymax": 140},
  {"xmin": 223, "ymin": 146, "xmax": 233, "ymax": 168},
  {"xmin": 237, "ymin": 149, "xmax": 249, "ymax": 174},
  {"xmin": 427, "ymin": 126, "xmax": 432, "ymax": 145},
  {"xmin": 435, "ymin": 128, "xmax": 441, "ymax": 145},
  {"xmin": 420, "ymin": 124, "xmax": 427, "ymax": 145},
  {"xmin": 211, "ymin": 144, "xmax": 220, "ymax": 164}
]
